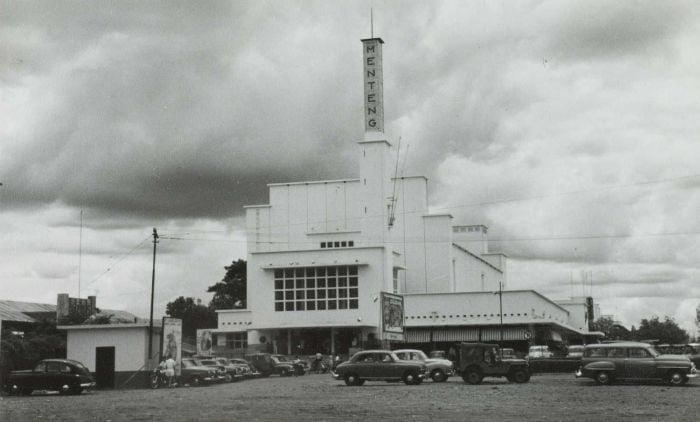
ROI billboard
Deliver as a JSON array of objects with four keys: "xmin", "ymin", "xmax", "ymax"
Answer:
[
  {"xmin": 197, "ymin": 329, "xmax": 214, "ymax": 356},
  {"xmin": 381, "ymin": 292, "xmax": 404, "ymax": 341},
  {"xmin": 161, "ymin": 317, "xmax": 182, "ymax": 375}
]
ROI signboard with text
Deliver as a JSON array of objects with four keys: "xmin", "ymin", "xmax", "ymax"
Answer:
[
  {"xmin": 362, "ymin": 38, "xmax": 384, "ymax": 133},
  {"xmin": 161, "ymin": 317, "xmax": 182, "ymax": 376}
]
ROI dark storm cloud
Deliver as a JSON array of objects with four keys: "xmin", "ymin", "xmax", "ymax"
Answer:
[{"xmin": 0, "ymin": 0, "xmax": 362, "ymax": 218}]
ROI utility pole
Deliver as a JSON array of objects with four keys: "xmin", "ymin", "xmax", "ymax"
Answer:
[
  {"xmin": 148, "ymin": 228, "xmax": 159, "ymax": 361},
  {"xmin": 499, "ymin": 281, "xmax": 504, "ymax": 357}
]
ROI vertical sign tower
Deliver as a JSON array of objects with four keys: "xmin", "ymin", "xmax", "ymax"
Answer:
[{"xmin": 362, "ymin": 37, "xmax": 384, "ymax": 139}]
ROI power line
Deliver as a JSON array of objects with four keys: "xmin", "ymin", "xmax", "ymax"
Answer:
[{"xmin": 85, "ymin": 235, "xmax": 152, "ymax": 287}]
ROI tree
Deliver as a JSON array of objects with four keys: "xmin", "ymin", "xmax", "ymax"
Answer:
[
  {"xmin": 165, "ymin": 297, "xmax": 217, "ymax": 340},
  {"xmin": 633, "ymin": 316, "xmax": 689, "ymax": 344},
  {"xmin": 591, "ymin": 316, "xmax": 632, "ymax": 340},
  {"xmin": 208, "ymin": 259, "xmax": 247, "ymax": 310}
]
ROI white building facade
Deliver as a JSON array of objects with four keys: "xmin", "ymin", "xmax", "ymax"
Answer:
[{"xmin": 213, "ymin": 37, "xmax": 596, "ymax": 357}]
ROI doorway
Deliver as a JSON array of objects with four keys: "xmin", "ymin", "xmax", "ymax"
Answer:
[{"xmin": 95, "ymin": 346, "xmax": 115, "ymax": 389}]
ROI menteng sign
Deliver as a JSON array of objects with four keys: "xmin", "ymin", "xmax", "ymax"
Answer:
[{"xmin": 362, "ymin": 38, "xmax": 384, "ymax": 133}]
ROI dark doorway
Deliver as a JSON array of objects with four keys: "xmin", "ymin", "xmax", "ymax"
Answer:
[{"xmin": 95, "ymin": 346, "xmax": 115, "ymax": 389}]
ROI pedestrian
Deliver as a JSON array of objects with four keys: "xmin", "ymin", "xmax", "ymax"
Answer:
[{"xmin": 165, "ymin": 356, "xmax": 176, "ymax": 387}]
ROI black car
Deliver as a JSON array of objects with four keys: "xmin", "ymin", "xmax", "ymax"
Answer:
[
  {"xmin": 4, "ymin": 359, "xmax": 96, "ymax": 395},
  {"xmin": 332, "ymin": 350, "xmax": 427, "ymax": 386},
  {"xmin": 245, "ymin": 353, "xmax": 300, "ymax": 377}
]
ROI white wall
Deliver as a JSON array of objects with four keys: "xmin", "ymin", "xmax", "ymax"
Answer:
[
  {"xmin": 404, "ymin": 291, "xmax": 571, "ymax": 328},
  {"xmin": 65, "ymin": 326, "xmax": 151, "ymax": 372},
  {"xmin": 453, "ymin": 246, "xmax": 503, "ymax": 292}
]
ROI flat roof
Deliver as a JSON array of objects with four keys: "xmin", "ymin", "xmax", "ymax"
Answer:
[{"xmin": 267, "ymin": 178, "xmax": 360, "ymax": 187}]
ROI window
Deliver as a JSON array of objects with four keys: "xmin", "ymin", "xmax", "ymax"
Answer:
[
  {"xmin": 226, "ymin": 332, "xmax": 247, "ymax": 350},
  {"xmin": 585, "ymin": 348, "xmax": 607, "ymax": 358},
  {"xmin": 629, "ymin": 348, "xmax": 651, "ymax": 358},
  {"xmin": 274, "ymin": 265, "xmax": 359, "ymax": 312},
  {"xmin": 607, "ymin": 348, "xmax": 626, "ymax": 358},
  {"xmin": 319, "ymin": 241, "xmax": 355, "ymax": 249}
]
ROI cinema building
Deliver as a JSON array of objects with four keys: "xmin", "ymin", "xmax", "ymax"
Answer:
[{"xmin": 210, "ymin": 37, "xmax": 598, "ymax": 357}]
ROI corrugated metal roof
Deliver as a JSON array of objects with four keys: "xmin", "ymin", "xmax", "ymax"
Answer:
[{"xmin": 0, "ymin": 300, "xmax": 56, "ymax": 322}]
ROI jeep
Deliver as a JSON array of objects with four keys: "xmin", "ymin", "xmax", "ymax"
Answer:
[{"xmin": 455, "ymin": 343, "xmax": 530, "ymax": 384}]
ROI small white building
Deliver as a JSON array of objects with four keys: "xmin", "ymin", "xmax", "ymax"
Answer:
[
  {"xmin": 212, "ymin": 36, "xmax": 597, "ymax": 357},
  {"xmin": 59, "ymin": 323, "xmax": 161, "ymax": 389}
]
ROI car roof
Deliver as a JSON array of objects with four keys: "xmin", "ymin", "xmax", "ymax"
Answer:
[
  {"xmin": 393, "ymin": 349, "xmax": 422, "ymax": 353},
  {"xmin": 585, "ymin": 342, "xmax": 653, "ymax": 348}
]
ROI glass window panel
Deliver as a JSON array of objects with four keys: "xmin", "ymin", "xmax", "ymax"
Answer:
[
  {"xmin": 327, "ymin": 267, "xmax": 336, "ymax": 276},
  {"xmin": 296, "ymin": 290, "xmax": 305, "ymax": 300},
  {"xmin": 306, "ymin": 268, "xmax": 315, "ymax": 277},
  {"xmin": 275, "ymin": 303, "xmax": 284, "ymax": 312},
  {"xmin": 295, "ymin": 268, "xmax": 304, "ymax": 277},
  {"xmin": 317, "ymin": 290, "xmax": 326, "ymax": 299},
  {"xmin": 338, "ymin": 277, "xmax": 347, "ymax": 287},
  {"xmin": 285, "ymin": 279, "xmax": 293, "ymax": 289},
  {"xmin": 338, "ymin": 289, "xmax": 347, "ymax": 298},
  {"xmin": 339, "ymin": 300, "xmax": 348, "ymax": 309},
  {"xmin": 328, "ymin": 290, "xmax": 337, "ymax": 299},
  {"xmin": 338, "ymin": 267, "xmax": 347, "ymax": 276},
  {"xmin": 317, "ymin": 268, "xmax": 326, "ymax": 277},
  {"xmin": 348, "ymin": 241, "xmax": 354, "ymax": 247},
  {"xmin": 274, "ymin": 269, "xmax": 283, "ymax": 279},
  {"xmin": 328, "ymin": 300, "xmax": 337, "ymax": 310},
  {"xmin": 296, "ymin": 301, "xmax": 305, "ymax": 311},
  {"xmin": 285, "ymin": 291, "xmax": 294, "ymax": 300},
  {"xmin": 275, "ymin": 280, "xmax": 283, "ymax": 290},
  {"xmin": 307, "ymin": 290, "xmax": 315, "ymax": 299},
  {"xmin": 334, "ymin": 241, "xmax": 340, "ymax": 247},
  {"xmin": 341, "ymin": 241, "xmax": 347, "ymax": 247},
  {"xmin": 349, "ymin": 299, "xmax": 358, "ymax": 309},
  {"xmin": 285, "ymin": 302, "xmax": 294, "ymax": 311},
  {"xmin": 275, "ymin": 291, "xmax": 283, "ymax": 301},
  {"xmin": 317, "ymin": 301, "xmax": 326, "ymax": 310},
  {"xmin": 349, "ymin": 266, "xmax": 358, "ymax": 275},
  {"xmin": 349, "ymin": 288, "xmax": 358, "ymax": 298},
  {"xmin": 284, "ymin": 269, "xmax": 294, "ymax": 278},
  {"xmin": 327, "ymin": 278, "xmax": 336, "ymax": 288},
  {"xmin": 306, "ymin": 301, "xmax": 316, "ymax": 310},
  {"xmin": 317, "ymin": 278, "xmax": 326, "ymax": 288},
  {"xmin": 307, "ymin": 279, "xmax": 315, "ymax": 288},
  {"xmin": 349, "ymin": 277, "xmax": 358, "ymax": 287}
]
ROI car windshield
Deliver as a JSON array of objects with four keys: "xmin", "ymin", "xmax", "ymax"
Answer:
[
  {"xmin": 217, "ymin": 359, "xmax": 228, "ymax": 365},
  {"xmin": 181, "ymin": 359, "xmax": 196, "ymax": 368},
  {"xmin": 271, "ymin": 356, "xmax": 282, "ymax": 364},
  {"xmin": 200, "ymin": 360, "xmax": 217, "ymax": 365},
  {"xmin": 647, "ymin": 347, "xmax": 660, "ymax": 357}
]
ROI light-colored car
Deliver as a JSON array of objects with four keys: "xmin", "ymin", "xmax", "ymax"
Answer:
[
  {"xmin": 393, "ymin": 349, "xmax": 454, "ymax": 382},
  {"xmin": 575, "ymin": 342, "xmax": 697, "ymax": 386},
  {"xmin": 527, "ymin": 345, "xmax": 553, "ymax": 359}
]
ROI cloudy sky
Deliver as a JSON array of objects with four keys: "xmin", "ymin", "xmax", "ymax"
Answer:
[{"xmin": 1, "ymin": 0, "xmax": 699, "ymax": 333}]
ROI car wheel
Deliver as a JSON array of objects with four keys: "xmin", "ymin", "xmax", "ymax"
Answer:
[
  {"xmin": 511, "ymin": 368, "xmax": 530, "ymax": 384},
  {"xmin": 279, "ymin": 368, "xmax": 290, "ymax": 377},
  {"xmin": 403, "ymin": 371, "xmax": 419, "ymax": 385},
  {"xmin": 224, "ymin": 373, "xmax": 233, "ymax": 383},
  {"xmin": 667, "ymin": 370, "xmax": 686, "ymax": 386},
  {"xmin": 430, "ymin": 369, "xmax": 447, "ymax": 382},
  {"xmin": 595, "ymin": 371, "xmax": 612, "ymax": 385},
  {"xmin": 463, "ymin": 369, "xmax": 483, "ymax": 385},
  {"xmin": 344, "ymin": 373, "xmax": 361, "ymax": 386},
  {"xmin": 190, "ymin": 376, "xmax": 202, "ymax": 387},
  {"xmin": 70, "ymin": 386, "xmax": 84, "ymax": 395}
]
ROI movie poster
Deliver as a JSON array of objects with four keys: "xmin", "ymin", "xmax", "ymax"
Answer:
[
  {"xmin": 197, "ymin": 328, "xmax": 214, "ymax": 356},
  {"xmin": 381, "ymin": 292, "xmax": 404, "ymax": 341},
  {"xmin": 161, "ymin": 317, "xmax": 182, "ymax": 375}
]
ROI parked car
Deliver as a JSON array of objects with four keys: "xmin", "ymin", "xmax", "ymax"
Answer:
[
  {"xmin": 3, "ymin": 359, "xmax": 95, "ymax": 395},
  {"xmin": 686, "ymin": 344, "xmax": 700, "ymax": 367},
  {"xmin": 456, "ymin": 343, "xmax": 531, "ymax": 384},
  {"xmin": 195, "ymin": 358, "xmax": 235, "ymax": 382},
  {"xmin": 332, "ymin": 350, "xmax": 427, "ymax": 386},
  {"xmin": 272, "ymin": 355, "xmax": 307, "ymax": 376},
  {"xmin": 566, "ymin": 345, "xmax": 585, "ymax": 359},
  {"xmin": 429, "ymin": 350, "xmax": 446, "ymax": 359},
  {"xmin": 393, "ymin": 349, "xmax": 454, "ymax": 382},
  {"xmin": 227, "ymin": 358, "xmax": 261, "ymax": 378},
  {"xmin": 180, "ymin": 358, "xmax": 222, "ymax": 386},
  {"xmin": 215, "ymin": 357, "xmax": 255, "ymax": 379},
  {"xmin": 527, "ymin": 345, "xmax": 553, "ymax": 359},
  {"xmin": 575, "ymin": 342, "xmax": 698, "ymax": 386},
  {"xmin": 245, "ymin": 353, "xmax": 298, "ymax": 377}
]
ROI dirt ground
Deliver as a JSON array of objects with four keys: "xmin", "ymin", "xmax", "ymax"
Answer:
[{"xmin": 1, "ymin": 373, "xmax": 698, "ymax": 421}]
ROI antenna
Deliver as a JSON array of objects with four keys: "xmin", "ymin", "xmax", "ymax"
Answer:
[
  {"xmin": 371, "ymin": 8, "xmax": 374, "ymax": 38},
  {"xmin": 388, "ymin": 137, "xmax": 401, "ymax": 228},
  {"xmin": 78, "ymin": 209, "xmax": 83, "ymax": 298}
]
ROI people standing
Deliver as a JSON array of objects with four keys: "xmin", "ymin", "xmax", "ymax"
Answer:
[{"xmin": 165, "ymin": 356, "xmax": 176, "ymax": 387}]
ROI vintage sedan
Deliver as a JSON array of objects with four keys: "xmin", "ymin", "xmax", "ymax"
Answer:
[
  {"xmin": 195, "ymin": 358, "xmax": 234, "ymax": 382},
  {"xmin": 576, "ymin": 342, "xmax": 697, "ymax": 386},
  {"xmin": 180, "ymin": 358, "xmax": 223, "ymax": 386},
  {"xmin": 4, "ymin": 359, "xmax": 95, "ymax": 395},
  {"xmin": 393, "ymin": 349, "xmax": 454, "ymax": 382},
  {"xmin": 332, "ymin": 350, "xmax": 427, "ymax": 386}
]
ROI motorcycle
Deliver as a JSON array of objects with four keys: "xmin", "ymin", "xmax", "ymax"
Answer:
[{"xmin": 150, "ymin": 368, "xmax": 169, "ymax": 389}]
